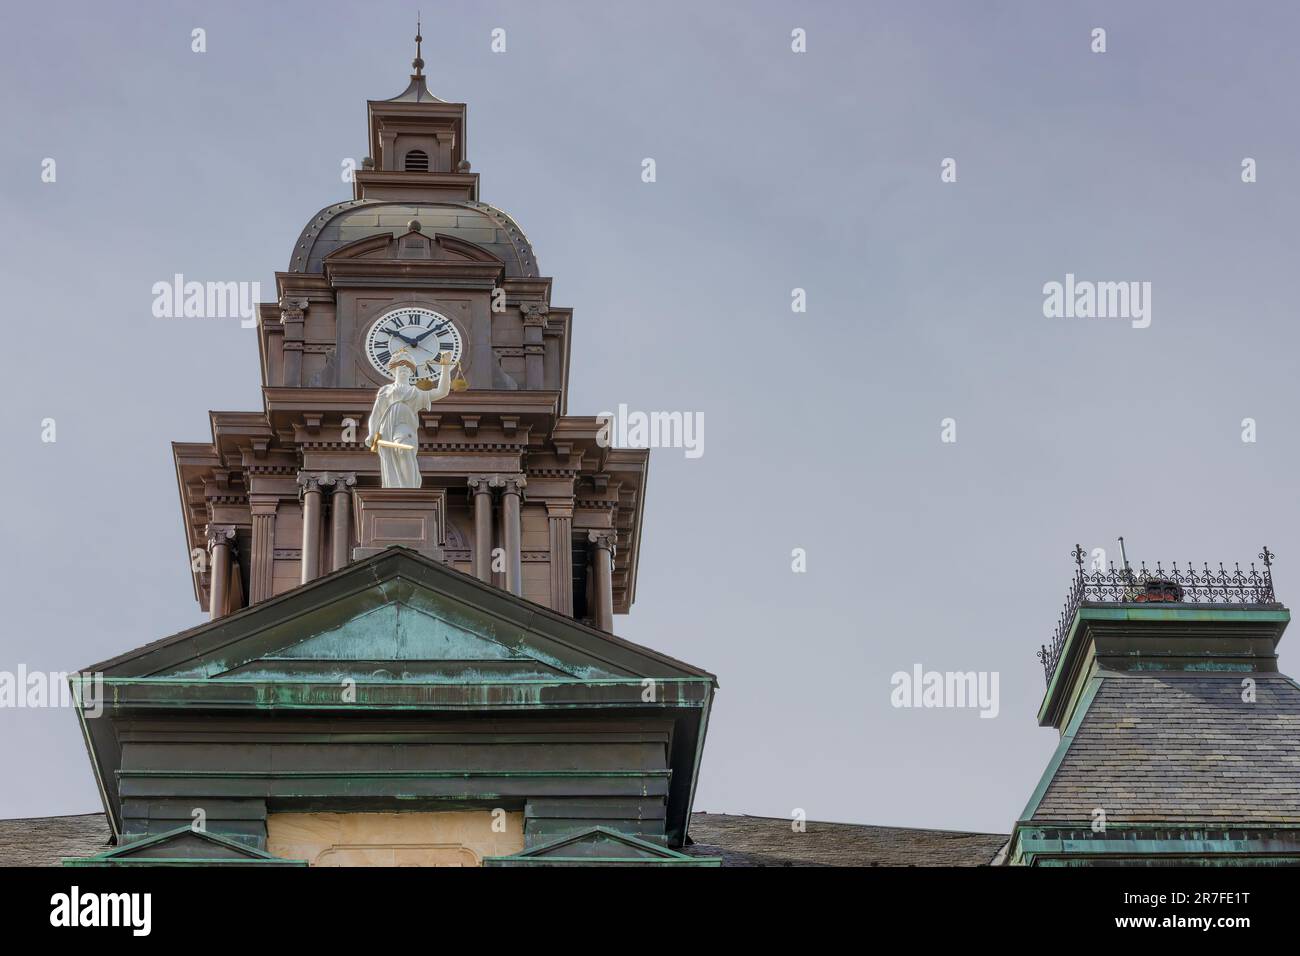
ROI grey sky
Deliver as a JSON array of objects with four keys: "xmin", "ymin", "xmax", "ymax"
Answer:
[{"xmin": 2, "ymin": 1, "xmax": 1298, "ymax": 834}]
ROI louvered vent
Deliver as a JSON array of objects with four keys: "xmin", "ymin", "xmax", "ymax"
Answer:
[{"xmin": 403, "ymin": 149, "xmax": 430, "ymax": 172}]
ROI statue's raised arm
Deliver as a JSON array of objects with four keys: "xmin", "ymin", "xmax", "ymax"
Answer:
[{"xmin": 413, "ymin": 351, "xmax": 455, "ymax": 408}]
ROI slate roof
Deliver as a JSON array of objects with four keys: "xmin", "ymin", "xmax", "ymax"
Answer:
[
  {"xmin": 685, "ymin": 813, "xmax": 1007, "ymax": 867},
  {"xmin": 0, "ymin": 812, "xmax": 1006, "ymax": 867},
  {"xmin": 0, "ymin": 813, "xmax": 111, "ymax": 867},
  {"xmin": 1031, "ymin": 673, "xmax": 1300, "ymax": 823}
]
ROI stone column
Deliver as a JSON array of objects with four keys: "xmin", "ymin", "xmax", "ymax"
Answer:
[
  {"xmin": 248, "ymin": 498, "xmax": 278, "ymax": 604},
  {"xmin": 326, "ymin": 473, "xmax": 357, "ymax": 573},
  {"xmin": 279, "ymin": 297, "xmax": 307, "ymax": 387},
  {"xmin": 546, "ymin": 502, "xmax": 574, "ymax": 615},
  {"xmin": 467, "ymin": 475, "xmax": 500, "ymax": 583},
  {"xmin": 298, "ymin": 473, "xmax": 324, "ymax": 584},
  {"xmin": 501, "ymin": 476, "xmax": 527, "ymax": 596},
  {"xmin": 521, "ymin": 304, "xmax": 549, "ymax": 390},
  {"xmin": 206, "ymin": 524, "xmax": 237, "ymax": 621},
  {"xmin": 587, "ymin": 530, "xmax": 616, "ymax": 632}
]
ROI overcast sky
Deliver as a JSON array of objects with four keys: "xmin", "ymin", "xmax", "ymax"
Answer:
[{"xmin": 2, "ymin": 1, "xmax": 1298, "ymax": 835}]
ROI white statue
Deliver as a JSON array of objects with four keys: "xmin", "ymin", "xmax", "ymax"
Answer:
[{"xmin": 367, "ymin": 352, "xmax": 453, "ymax": 488}]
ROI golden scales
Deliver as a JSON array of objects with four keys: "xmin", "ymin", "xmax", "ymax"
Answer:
[{"xmin": 414, "ymin": 359, "xmax": 468, "ymax": 393}]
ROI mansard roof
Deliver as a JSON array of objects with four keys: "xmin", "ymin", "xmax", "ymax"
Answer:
[
  {"xmin": 1027, "ymin": 672, "xmax": 1300, "ymax": 825},
  {"xmin": 288, "ymin": 199, "xmax": 538, "ymax": 276}
]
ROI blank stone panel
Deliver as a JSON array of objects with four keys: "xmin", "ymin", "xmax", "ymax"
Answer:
[
  {"xmin": 523, "ymin": 562, "xmax": 551, "ymax": 609},
  {"xmin": 521, "ymin": 510, "xmax": 549, "ymax": 552}
]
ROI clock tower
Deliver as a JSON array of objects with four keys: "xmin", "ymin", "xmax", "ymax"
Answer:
[{"xmin": 174, "ymin": 44, "xmax": 641, "ymax": 631}]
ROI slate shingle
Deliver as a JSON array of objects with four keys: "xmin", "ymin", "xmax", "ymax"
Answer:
[
  {"xmin": 1032, "ymin": 673, "xmax": 1300, "ymax": 824},
  {"xmin": 686, "ymin": 813, "xmax": 1007, "ymax": 866},
  {"xmin": 0, "ymin": 813, "xmax": 110, "ymax": 867}
]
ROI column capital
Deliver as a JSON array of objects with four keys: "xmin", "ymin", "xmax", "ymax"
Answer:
[
  {"xmin": 205, "ymin": 524, "xmax": 237, "ymax": 552},
  {"xmin": 520, "ymin": 303, "xmax": 550, "ymax": 327},
  {"xmin": 297, "ymin": 471, "xmax": 354, "ymax": 496},
  {"xmin": 297, "ymin": 472, "xmax": 325, "ymax": 498},
  {"xmin": 467, "ymin": 474, "xmax": 504, "ymax": 495},
  {"xmin": 500, "ymin": 475, "xmax": 527, "ymax": 497},
  {"xmin": 249, "ymin": 495, "xmax": 280, "ymax": 517},
  {"xmin": 544, "ymin": 500, "xmax": 574, "ymax": 519},
  {"xmin": 586, "ymin": 529, "xmax": 616, "ymax": 555},
  {"xmin": 279, "ymin": 296, "xmax": 308, "ymax": 326},
  {"xmin": 319, "ymin": 471, "xmax": 357, "ymax": 492}
]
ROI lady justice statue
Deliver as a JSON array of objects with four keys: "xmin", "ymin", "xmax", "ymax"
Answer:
[{"xmin": 366, "ymin": 350, "xmax": 455, "ymax": 488}]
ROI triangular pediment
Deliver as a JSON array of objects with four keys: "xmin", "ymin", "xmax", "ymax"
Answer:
[
  {"xmin": 325, "ymin": 229, "xmax": 504, "ymax": 264},
  {"xmin": 484, "ymin": 826, "xmax": 719, "ymax": 866},
  {"xmin": 192, "ymin": 599, "xmax": 590, "ymax": 682},
  {"xmin": 89, "ymin": 547, "xmax": 711, "ymax": 685},
  {"xmin": 64, "ymin": 826, "xmax": 304, "ymax": 866}
]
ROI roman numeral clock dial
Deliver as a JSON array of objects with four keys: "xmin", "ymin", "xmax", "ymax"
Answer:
[{"xmin": 364, "ymin": 307, "xmax": 464, "ymax": 384}]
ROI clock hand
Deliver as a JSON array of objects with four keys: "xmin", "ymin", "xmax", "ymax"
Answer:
[{"xmin": 383, "ymin": 325, "xmax": 419, "ymax": 347}]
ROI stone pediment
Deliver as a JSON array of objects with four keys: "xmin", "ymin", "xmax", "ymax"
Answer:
[
  {"xmin": 88, "ymin": 546, "xmax": 712, "ymax": 685},
  {"xmin": 325, "ymin": 227, "xmax": 504, "ymax": 265}
]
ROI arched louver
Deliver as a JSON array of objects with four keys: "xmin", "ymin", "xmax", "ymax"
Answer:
[{"xmin": 403, "ymin": 149, "xmax": 430, "ymax": 172}]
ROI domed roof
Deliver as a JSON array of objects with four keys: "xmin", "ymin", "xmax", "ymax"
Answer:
[{"xmin": 288, "ymin": 199, "xmax": 539, "ymax": 276}]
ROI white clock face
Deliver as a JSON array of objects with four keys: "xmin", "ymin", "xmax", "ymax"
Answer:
[{"xmin": 364, "ymin": 307, "xmax": 464, "ymax": 382}]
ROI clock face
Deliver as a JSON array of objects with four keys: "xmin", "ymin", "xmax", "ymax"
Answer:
[{"xmin": 364, "ymin": 307, "xmax": 464, "ymax": 383}]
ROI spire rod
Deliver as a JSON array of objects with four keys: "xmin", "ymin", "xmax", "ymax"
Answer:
[{"xmin": 413, "ymin": 12, "xmax": 424, "ymax": 76}]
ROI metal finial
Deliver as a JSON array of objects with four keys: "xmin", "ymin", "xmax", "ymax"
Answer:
[{"xmin": 413, "ymin": 13, "xmax": 424, "ymax": 76}]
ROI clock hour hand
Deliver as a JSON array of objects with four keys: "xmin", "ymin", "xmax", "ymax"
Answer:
[{"xmin": 383, "ymin": 325, "xmax": 419, "ymax": 347}]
